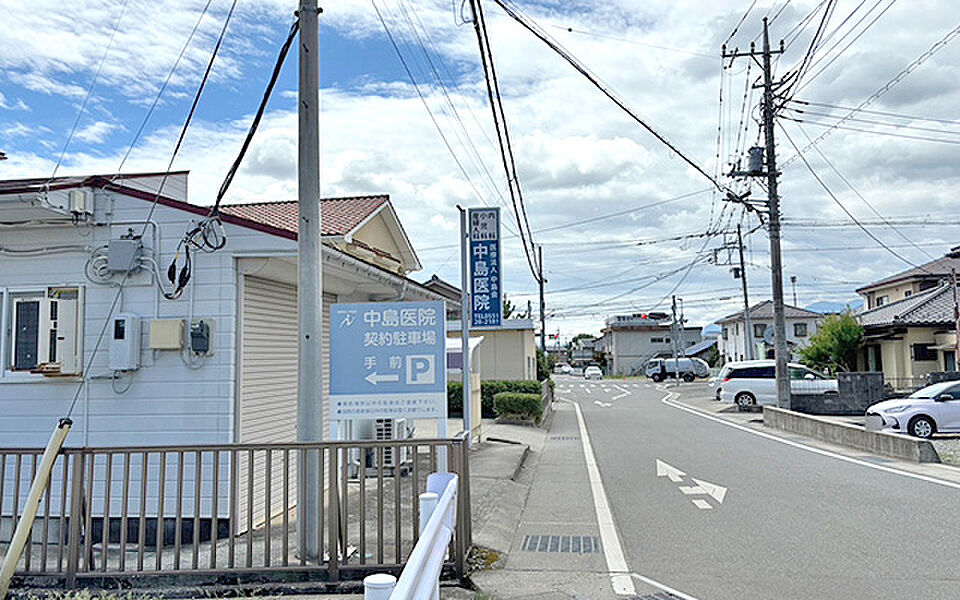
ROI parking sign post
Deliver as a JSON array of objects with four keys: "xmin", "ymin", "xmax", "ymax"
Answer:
[{"xmin": 330, "ymin": 301, "xmax": 449, "ymax": 469}]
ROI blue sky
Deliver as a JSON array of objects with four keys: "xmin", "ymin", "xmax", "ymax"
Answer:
[{"xmin": 3, "ymin": 1, "xmax": 960, "ymax": 338}]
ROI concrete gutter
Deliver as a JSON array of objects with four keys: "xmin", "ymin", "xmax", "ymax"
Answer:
[{"xmin": 763, "ymin": 406, "xmax": 942, "ymax": 463}]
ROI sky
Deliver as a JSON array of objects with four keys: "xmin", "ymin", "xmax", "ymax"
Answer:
[{"xmin": 2, "ymin": 0, "xmax": 960, "ymax": 342}]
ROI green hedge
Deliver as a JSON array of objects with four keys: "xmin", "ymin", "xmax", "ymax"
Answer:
[
  {"xmin": 447, "ymin": 379, "xmax": 543, "ymax": 418},
  {"xmin": 493, "ymin": 392, "xmax": 543, "ymax": 422}
]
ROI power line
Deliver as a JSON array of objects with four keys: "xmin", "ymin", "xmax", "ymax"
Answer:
[
  {"xmin": 48, "ymin": 0, "xmax": 131, "ymax": 184},
  {"xmin": 491, "ymin": 0, "xmax": 737, "ymax": 199},
  {"xmin": 788, "ymin": 99, "xmax": 960, "ymax": 126},
  {"xmin": 777, "ymin": 121, "xmax": 928, "ymax": 272},
  {"xmin": 783, "ymin": 107, "xmax": 960, "ymax": 136},
  {"xmin": 549, "ymin": 25, "xmax": 715, "ymax": 59},
  {"xmin": 726, "ymin": 0, "xmax": 759, "ymax": 46},
  {"xmin": 112, "ymin": 0, "xmax": 216, "ymax": 179},
  {"xmin": 781, "ymin": 115, "xmax": 960, "ymax": 145},
  {"xmin": 470, "ymin": 0, "xmax": 541, "ymax": 281},
  {"xmin": 781, "ymin": 18, "xmax": 960, "ymax": 168},
  {"xmin": 792, "ymin": 123, "xmax": 934, "ymax": 259}
]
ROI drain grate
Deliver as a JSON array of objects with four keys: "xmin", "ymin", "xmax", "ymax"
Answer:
[
  {"xmin": 635, "ymin": 594, "xmax": 680, "ymax": 600},
  {"xmin": 522, "ymin": 534, "xmax": 601, "ymax": 554},
  {"xmin": 549, "ymin": 435, "xmax": 580, "ymax": 441}
]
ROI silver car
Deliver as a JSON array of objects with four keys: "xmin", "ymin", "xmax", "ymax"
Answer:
[{"xmin": 584, "ymin": 366, "xmax": 603, "ymax": 380}]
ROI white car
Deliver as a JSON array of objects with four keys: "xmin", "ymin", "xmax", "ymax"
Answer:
[
  {"xmin": 719, "ymin": 360, "xmax": 838, "ymax": 410},
  {"xmin": 710, "ymin": 363, "xmax": 735, "ymax": 400},
  {"xmin": 866, "ymin": 381, "xmax": 960, "ymax": 439},
  {"xmin": 584, "ymin": 366, "xmax": 603, "ymax": 380}
]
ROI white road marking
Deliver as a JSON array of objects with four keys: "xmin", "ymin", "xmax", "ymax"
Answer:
[
  {"xmin": 611, "ymin": 385, "xmax": 631, "ymax": 400},
  {"xmin": 630, "ymin": 573, "xmax": 702, "ymax": 600},
  {"xmin": 567, "ymin": 399, "xmax": 636, "ymax": 596},
  {"xmin": 692, "ymin": 478, "xmax": 727, "ymax": 503},
  {"xmin": 691, "ymin": 499, "xmax": 712, "ymax": 510},
  {"xmin": 656, "ymin": 459, "xmax": 686, "ymax": 483},
  {"xmin": 594, "ymin": 400, "xmax": 612, "ymax": 408},
  {"xmin": 584, "ymin": 387, "xmax": 592, "ymax": 394},
  {"xmin": 661, "ymin": 393, "xmax": 960, "ymax": 492}
]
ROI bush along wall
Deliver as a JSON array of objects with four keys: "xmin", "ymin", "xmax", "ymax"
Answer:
[
  {"xmin": 447, "ymin": 379, "xmax": 544, "ymax": 418},
  {"xmin": 493, "ymin": 392, "xmax": 543, "ymax": 423}
]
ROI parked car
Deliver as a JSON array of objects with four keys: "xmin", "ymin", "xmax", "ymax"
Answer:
[
  {"xmin": 584, "ymin": 366, "xmax": 603, "ymax": 380},
  {"xmin": 718, "ymin": 360, "xmax": 838, "ymax": 410},
  {"xmin": 865, "ymin": 381, "xmax": 960, "ymax": 439},
  {"xmin": 645, "ymin": 357, "xmax": 710, "ymax": 383},
  {"xmin": 710, "ymin": 363, "xmax": 736, "ymax": 400}
]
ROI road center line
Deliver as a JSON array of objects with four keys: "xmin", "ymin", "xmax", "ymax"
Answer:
[
  {"xmin": 661, "ymin": 394, "xmax": 960, "ymax": 491},
  {"xmin": 566, "ymin": 399, "xmax": 635, "ymax": 596}
]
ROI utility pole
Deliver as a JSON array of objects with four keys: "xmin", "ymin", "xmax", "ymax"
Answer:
[
  {"xmin": 790, "ymin": 275, "xmax": 798, "ymax": 306},
  {"xmin": 723, "ymin": 18, "xmax": 789, "ymax": 408},
  {"xmin": 671, "ymin": 295, "xmax": 680, "ymax": 385},
  {"xmin": 296, "ymin": 0, "xmax": 322, "ymax": 560},
  {"xmin": 458, "ymin": 208, "xmax": 471, "ymax": 451},
  {"xmin": 538, "ymin": 245, "xmax": 546, "ymax": 354},
  {"xmin": 678, "ymin": 299, "xmax": 686, "ymax": 356},
  {"xmin": 953, "ymin": 268, "xmax": 960, "ymax": 371},
  {"xmin": 737, "ymin": 224, "xmax": 754, "ymax": 361}
]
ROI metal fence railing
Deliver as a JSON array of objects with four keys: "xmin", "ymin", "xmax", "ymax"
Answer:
[{"xmin": 0, "ymin": 435, "xmax": 471, "ymax": 588}]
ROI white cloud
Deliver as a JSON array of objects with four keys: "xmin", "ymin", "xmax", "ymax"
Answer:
[
  {"xmin": 5, "ymin": 0, "xmax": 960, "ymax": 337},
  {"xmin": 73, "ymin": 121, "xmax": 121, "ymax": 144}
]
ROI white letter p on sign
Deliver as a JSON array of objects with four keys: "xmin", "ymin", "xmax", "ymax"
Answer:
[{"xmin": 406, "ymin": 355, "xmax": 436, "ymax": 385}]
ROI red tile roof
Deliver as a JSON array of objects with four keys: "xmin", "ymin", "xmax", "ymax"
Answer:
[{"xmin": 219, "ymin": 195, "xmax": 388, "ymax": 237}]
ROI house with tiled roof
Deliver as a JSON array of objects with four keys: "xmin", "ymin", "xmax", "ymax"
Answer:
[
  {"xmin": 0, "ymin": 171, "xmax": 452, "ymax": 453},
  {"xmin": 717, "ymin": 300, "xmax": 823, "ymax": 363},
  {"xmin": 858, "ymin": 281, "xmax": 960, "ymax": 388},
  {"xmin": 856, "ymin": 247, "xmax": 960, "ymax": 310}
]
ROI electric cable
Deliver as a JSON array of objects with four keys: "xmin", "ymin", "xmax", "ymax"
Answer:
[
  {"xmin": 48, "ymin": 0, "xmax": 130, "ymax": 185},
  {"xmin": 777, "ymin": 121, "xmax": 928, "ymax": 272}
]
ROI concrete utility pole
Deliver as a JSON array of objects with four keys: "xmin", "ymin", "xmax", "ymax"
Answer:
[
  {"xmin": 538, "ymin": 245, "xmax": 546, "ymax": 353},
  {"xmin": 671, "ymin": 295, "xmax": 680, "ymax": 385},
  {"xmin": 723, "ymin": 18, "xmax": 788, "ymax": 407},
  {"xmin": 678, "ymin": 299, "xmax": 686, "ymax": 356},
  {"xmin": 953, "ymin": 268, "xmax": 960, "ymax": 371},
  {"xmin": 791, "ymin": 275, "xmax": 798, "ymax": 306},
  {"xmin": 296, "ymin": 0, "xmax": 322, "ymax": 559},
  {"xmin": 737, "ymin": 224, "xmax": 754, "ymax": 361}
]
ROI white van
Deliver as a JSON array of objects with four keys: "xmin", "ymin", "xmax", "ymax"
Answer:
[
  {"xmin": 645, "ymin": 357, "xmax": 710, "ymax": 382},
  {"xmin": 718, "ymin": 360, "xmax": 838, "ymax": 409}
]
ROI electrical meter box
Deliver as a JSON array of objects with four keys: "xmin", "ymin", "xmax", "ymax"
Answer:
[{"xmin": 109, "ymin": 313, "xmax": 141, "ymax": 371}]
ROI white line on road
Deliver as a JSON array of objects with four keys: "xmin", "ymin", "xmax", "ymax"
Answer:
[
  {"xmin": 661, "ymin": 394, "xmax": 960, "ymax": 492},
  {"xmin": 584, "ymin": 387, "xmax": 592, "ymax": 394},
  {"xmin": 611, "ymin": 385, "xmax": 631, "ymax": 400},
  {"xmin": 630, "ymin": 573, "xmax": 702, "ymax": 600},
  {"xmin": 567, "ymin": 399, "xmax": 635, "ymax": 596},
  {"xmin": 691, "ymin": 499, "xmax": 712, "ymax": 510}
]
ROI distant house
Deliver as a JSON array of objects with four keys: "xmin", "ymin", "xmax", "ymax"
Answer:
[
  {"xmin": 447, "ymin": 319, "xmax": 537, "ymax": 381},
  {"xmin": 427, "ymin": 276, "xmax": 537, "ymax": 381},
  {"xmin": 858, "ymin": 282, "xmax": 959, "ymax": 388},
  {"xmin": 718, "ymin": 300, "xmax": 822, "ymax": 363},
  {"xmin": 570, "ymin": 336, "xmax": 597, "ymax": 366},
  {"xmin": 856, "ymin": 247, "xmax": 960, "ymax": 310},
  {"xmin": 422, "ymin": 274, "xmax": 462, "ymax": 320},
  {"xmin": 597, "ymin": 313, "xmax": 701, "ymax": 376}
]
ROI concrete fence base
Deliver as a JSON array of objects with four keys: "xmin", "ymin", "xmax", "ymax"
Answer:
[{"xmin": 763, "ymin": 406, "xmax": 941, "ymax": 463}]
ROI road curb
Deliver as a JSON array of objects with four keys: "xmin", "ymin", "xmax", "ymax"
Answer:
[{"xmin": 763, "ymin": 406, "xmax": 941, "ymax": 463}]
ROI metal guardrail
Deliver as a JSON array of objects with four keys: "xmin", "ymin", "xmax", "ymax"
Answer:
[
  {"xmin": 0, "ymin": 435, "xmax": 472, "ymax": 587},
  {"xmin": 363, "ymin": 473, "xmax": 459, "ymax": 599}
]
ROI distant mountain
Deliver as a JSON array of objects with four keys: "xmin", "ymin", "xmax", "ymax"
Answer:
[
  {"xmin": 701, "ymin": 323, "xmax": 722, "ymax": 338},
  {"xmin": 804, "ymin": 299, "xmax": 864, "ymax": 314}
]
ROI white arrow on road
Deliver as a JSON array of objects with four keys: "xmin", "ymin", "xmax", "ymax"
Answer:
[
  {"xmin": 364, "ymin": 371, "xmax": 399, "ymax": 385},
  {"xmin": 656, "ymin": 459, "xmax": 686, "ymax": 483},
  {"xmin": 657, "ymin": 459, "xmax": 727, "ymax": 508},
  {"xmin": 594, "ymin": 400, "xmax": 612, "ymax": 408}
]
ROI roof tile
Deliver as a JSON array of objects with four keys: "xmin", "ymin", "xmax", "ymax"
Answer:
[{"xmin": 218, "ymin": 195, "xmax": 388, "ymax": 237}]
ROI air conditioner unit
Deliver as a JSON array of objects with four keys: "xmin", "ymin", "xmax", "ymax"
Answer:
[
  {"xmin": 12, "ymin": 297, "xmax": 81, "ymax": 375},
  {"xmin": 375, "ymin": 418, "xmax": 412, "ymax": 469},
  {"xmin": 351, "ymin": 418, "xmax": 413, "ymax": 475}
]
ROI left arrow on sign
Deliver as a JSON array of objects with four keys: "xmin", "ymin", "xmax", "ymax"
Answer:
[{"xmin": 365, "ymin": 372, "xmax": 400, "ymax": 385}]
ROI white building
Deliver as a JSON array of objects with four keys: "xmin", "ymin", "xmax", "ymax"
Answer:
[
  {"xmin": 0, "ymin": 171, "xmax": 448, "ymax": 449},
  {"xmin": 597, "ymin": 313, "xmax": 701, "ymax": 376},
  {"xmin": 717, "ymin": 300, "xmax": 823, "ymax": 363}
]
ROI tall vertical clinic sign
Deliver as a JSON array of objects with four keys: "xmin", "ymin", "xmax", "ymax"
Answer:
[
  {"xmin": 469, "ymin": 207, "xmax": 502, "ymax": 328},
  {"xmin": 329, "ymin": 301, "xmax": 447, "ymax": 420}
]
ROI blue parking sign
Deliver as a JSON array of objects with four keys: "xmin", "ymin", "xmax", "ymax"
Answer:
[
  {"xmin": 469, "ymin": 207, "xmax": 502, "ymax": 328},
  {"xmin": 329, "ymin": 300, "xmax": 447, "ymax": 420}
]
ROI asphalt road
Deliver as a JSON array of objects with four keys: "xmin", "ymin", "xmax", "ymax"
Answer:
[{"xmin": 553, "ymin": 376, "xmax": 960, "ymax": 600}]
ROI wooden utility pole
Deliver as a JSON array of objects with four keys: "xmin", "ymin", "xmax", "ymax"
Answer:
[{"xmin": 297, "ymin": 0, "xmax": 322, "ymax": 559}]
